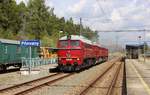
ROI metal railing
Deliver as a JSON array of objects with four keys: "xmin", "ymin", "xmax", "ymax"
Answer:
[{"xmin": 21, "ymin": 57, "xmax": 58, "ymax": 68}]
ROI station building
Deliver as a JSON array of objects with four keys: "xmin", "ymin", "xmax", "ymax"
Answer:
[{"xmin": 126, "ymin": 44, "xmax": 144, "ymax": 59}]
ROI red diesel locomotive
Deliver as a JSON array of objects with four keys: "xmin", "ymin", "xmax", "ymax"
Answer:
[{"xmin": 57, "ymin": 35, "xmax": 108, "ymax": 71}]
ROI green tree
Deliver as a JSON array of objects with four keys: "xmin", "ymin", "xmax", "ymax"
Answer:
[
  {"xmin": 26, "ymin": 0, "xmax": 50, "ymax": 39},
  {"xmin": 0, "ymin": 0, "xmax": 99, "ymax": 46},
  {"xmin": 0, "ymin": 0, "xmax": 21, "ymax": 38}
]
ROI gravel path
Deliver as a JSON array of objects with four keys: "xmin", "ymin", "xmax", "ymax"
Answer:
[{"xmin": 0, "ymin": 64, "xmax": 57, "ymax": 89}]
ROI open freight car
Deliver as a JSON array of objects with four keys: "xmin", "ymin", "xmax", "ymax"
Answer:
[{"xmin": 0, "ymin": 39, "xmax": 38, "ymax": 71}]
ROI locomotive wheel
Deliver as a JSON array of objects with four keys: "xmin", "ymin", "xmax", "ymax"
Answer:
[{"xmin": 75, "ymin": 66, "xmax": 80, "ymax": 71}]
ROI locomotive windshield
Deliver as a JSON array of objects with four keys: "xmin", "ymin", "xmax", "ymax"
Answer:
[
  {"xmin": 59, "ymin": 40, "xmax": 80, "ymax": 47},
  {"xmin": 59, "ymin": 41, "xmax": 68, "ymax": 47},
  {"xmin": 70, "ymin": 40, "xmax": 79, "ymax": 47}
]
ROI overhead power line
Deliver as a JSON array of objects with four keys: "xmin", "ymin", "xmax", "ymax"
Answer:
[
  {"xmin": 98, "ymin": 29, "xmax": 150, "ymax": 32},
  {"xmin": 95, "ymin": 0, "xmax": 108, "ymax": 18},
  {"xmin": 95, "ymin": 0, "xmax": 115, "ymax": 31}
]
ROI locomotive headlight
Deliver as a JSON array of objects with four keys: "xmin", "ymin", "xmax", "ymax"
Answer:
[
  {"xmin": 77, "ymin": 58, "xmax": 80, "ymax": 60},
  {"xmin": 59, "ymin": 58, "xmax": 61, "ymax": 60}
]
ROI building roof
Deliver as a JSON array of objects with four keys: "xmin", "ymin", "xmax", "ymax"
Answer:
[
  {"xmin": 126, "ymin": 44, "xmax": 144, "ymax": 49},
  {"xmin": 0, "ymin": 39, "xmax": 20, "ymax": 44},
  {"xmin": 126, "ymin": 44, "xmax": 144, "ymax": 47}
]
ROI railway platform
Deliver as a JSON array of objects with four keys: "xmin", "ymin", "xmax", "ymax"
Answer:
[{"xmin": 126, "ymin": 59, "xmax": 150, "ymax": 95}]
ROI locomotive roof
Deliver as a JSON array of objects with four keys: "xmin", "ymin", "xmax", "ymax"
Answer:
[
  {"xmin": 59, "ymin": 35, "xmax": 93, "ymax": 45},
  {"xmin": 0, "ymin": 39, "xmax": 20, "ymax": 44}
]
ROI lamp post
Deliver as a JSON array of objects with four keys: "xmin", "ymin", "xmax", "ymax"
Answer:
[{"xmin": 59, "ymin": 31, "xmax": 63, "ymax": 39}]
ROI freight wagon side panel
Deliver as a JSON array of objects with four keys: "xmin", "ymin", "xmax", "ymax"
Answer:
[
  {"xmin": 21, "ymin": 47, "xmax": 29, "ymax": 58},
  {"xmin": 0, "ymin": 42, "xmax": 3, "ymax": 64},
  {"xmin": 2, "ymin": 43, "xmax": 9, "ymax": 64},
  {"xmin": 2, "ymin": 43, "xmax": 21, "ymax": 64},
  {"xmin": 9, "ymin": 44, "xmax": 21, "ymax": 63}
]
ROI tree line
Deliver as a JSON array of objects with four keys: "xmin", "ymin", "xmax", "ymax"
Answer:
[{"xmin": 0, "ymin": 0, "xmax": 99, "ymax": 46}]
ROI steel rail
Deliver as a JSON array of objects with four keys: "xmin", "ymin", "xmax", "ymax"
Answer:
[
  {"xmin": 79, "ymin": 59, "xmax": 120, "ymax": 95},
  {"xmin": 0, "ymin": 73, "xmax": 69, "ymax": 94},
  {"xmin": 106, "ymin": 62, "xmax": 122, "ymax": 95},
  {"xmin": 15, "ymin": 73, "xmax": 74, "ymax": 95},
  {"xmin": 0, "ymin": 73, "xmax": 61, "ymax": 92}
]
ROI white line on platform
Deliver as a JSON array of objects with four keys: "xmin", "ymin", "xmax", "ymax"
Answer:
[{"xmin": 130, "ymin": 62, "xmax": 150, "ymax": 95}]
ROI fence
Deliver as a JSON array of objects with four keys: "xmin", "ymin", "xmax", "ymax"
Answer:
[{"xmin": 21, "ymin": 57, "xmax": 58, "ymax": 68}]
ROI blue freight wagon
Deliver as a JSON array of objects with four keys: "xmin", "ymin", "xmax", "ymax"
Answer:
[{"xmin": 0, "ymin": 39, "xmax": 39, "ymax": 71}]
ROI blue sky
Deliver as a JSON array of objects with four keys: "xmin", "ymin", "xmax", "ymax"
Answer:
[{"xmin": 16, "ymin": 0, "xmax": 150, "ymax": 49}]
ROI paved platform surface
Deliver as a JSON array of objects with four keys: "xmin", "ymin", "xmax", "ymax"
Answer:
[{"xmin": 126, "ymin": 59, "xmax": 150, "ymax": 95}]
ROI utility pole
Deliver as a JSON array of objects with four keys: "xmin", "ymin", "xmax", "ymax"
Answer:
[
  {"xmin": 143, "ymin": 29, "xmax": 146, "ymax": 63},
  {"xmin": 80, "ymin": 17, "xmax": 82, "ymax": 36},
  {"xmin": 115, "ymin": 34, "xmax": 119, "ymax": 52},
  {"xmin": 138, "ymin": 36, "xmax": 141, "ymax": 60}
]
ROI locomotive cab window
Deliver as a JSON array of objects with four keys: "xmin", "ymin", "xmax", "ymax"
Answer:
[
  {"xmin": 70, "ymin": 40, "xmax": 80, "ymax": 47},
  {"xmin": 59, "ymin": 41, "xmax": 68, "ymax": 47}
]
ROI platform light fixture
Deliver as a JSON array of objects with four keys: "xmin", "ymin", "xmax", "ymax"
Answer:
[{"xmin": 59, "ymin": 31, "xmax": 63, "ymax": 39}]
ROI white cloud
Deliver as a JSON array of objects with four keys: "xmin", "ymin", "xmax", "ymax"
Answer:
[
  {"xmin": 45, "ymin": 0, "xmax": 54, "ymax": 7},
  {"xmin": 93, "ymin": 3, "xmax": 99, "ymax": 16},
  {"xmin": 68, "ymin": 0, "xmax": 87, "ymax": 14},
  {"xmin": 89, "ymin": 0, "xmax": 150, "ymax": 30},
  {"xmin": 17, "ymin": 0, "xmax": 150, "ymax": 31},
  {"xmin": 111, "ymin": 10, "xmax": 122, "ymax": 22},
  {"xmin": 132, "ymin": 15, "xmax": 144, "ymax": 21},
  {"xmin": 16, "ymin": 0, "xmax": 28, "ymax": 5},
  {"xmin": 146, "ymin": 33, "xmax": 150, "ymax": 38}
]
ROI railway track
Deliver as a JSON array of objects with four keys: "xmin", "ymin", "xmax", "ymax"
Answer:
[
  {"xmin": 106, "ymin": 62, "xmax": 122, "ymax": 95},
  {"xmin": 79, "ymin": 58, "xmax": 123, "ymax": 95},
  {"xmin": 0, "ymin": 57, "xmax": 124, "ymax": 95},
  {"xmin": 0, "ymin": 73, "xmax": 75, "ymax": 95}
]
